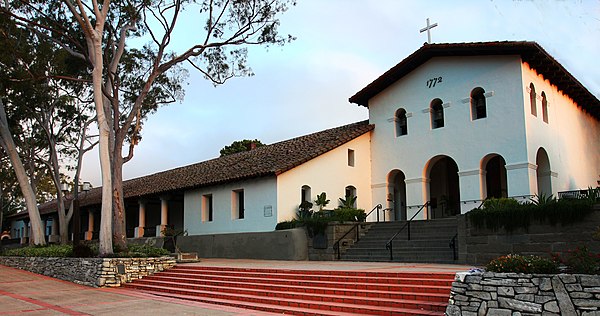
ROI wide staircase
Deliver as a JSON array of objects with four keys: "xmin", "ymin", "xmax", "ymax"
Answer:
[
  {"xmin": 341, "ymin": 217, "xmax": 458, "ymax": 263},
  {"xmin": 124, "ymin": 265, "xmax": 455, "ymax": 315}
]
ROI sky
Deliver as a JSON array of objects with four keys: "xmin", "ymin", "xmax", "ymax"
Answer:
[{"xmin": 80, "ymin": 0, "xmax": 600, "ymax": 187}]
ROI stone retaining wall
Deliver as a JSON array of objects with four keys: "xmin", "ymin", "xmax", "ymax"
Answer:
[
  {"xmin": 0, "ymin": 256, "xmax": 175, "ymax": 287},
  {"xmin": 458, "ymin": 209, "xmax": 600, "ymax": 265},
  {"xmin": 446, "ymin": 271, "xmax": 600, "ymax": 315}
]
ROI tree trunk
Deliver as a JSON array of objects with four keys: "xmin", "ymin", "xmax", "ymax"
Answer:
[
  {"xmin": 0, "ymin": 100, "xmax": 46, "ymax": 245},
  {"xmin": 112, "ymin": 151, "xmax": 127, "ymax": 250},
  {"xmin": 89, "ymin": 37, "xmax": 113, "ymax": 256}
]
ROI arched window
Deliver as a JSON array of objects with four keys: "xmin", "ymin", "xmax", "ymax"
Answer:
[
  {"xmin": 541, "ymin": 92, "xmax": 549, "ymax": 123},
  {"xmin": 301, "ymin": 185, "xmax": 311, "ymax": 203},
  {"xmin": 344, "ymin": 185, "xmax": 357, "ymax": 208},
  {"xmin": 529, "ymin": 83, "xmax": 537, "ymax": 116},
  {"xmin": 395, "ymin": 108, "xmax": 408, "ymax": 136},
  {"xmin": 430, "ymin": 98, "xmax": 444, "ymax": 129},
  {"xmin": 471, "ymin": 87, "xmax": 487, "ymax": 120}
]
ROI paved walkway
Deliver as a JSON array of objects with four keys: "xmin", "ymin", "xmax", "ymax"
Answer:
[{"xmin": 0, "ymin": 259, "xmax": 474, "ymax": 315}]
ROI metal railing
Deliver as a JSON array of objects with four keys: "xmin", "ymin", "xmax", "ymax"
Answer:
[
  {"xmin": 385, "ymin": 201, "xmax": 430, "ymax": 261},
  {"xmin": 332, "ymin": 204, "xmax": 384, "ymax": 260},
  {"xmin": 449, "ymin": 233, "xmax": 458, "ymax": 261}
]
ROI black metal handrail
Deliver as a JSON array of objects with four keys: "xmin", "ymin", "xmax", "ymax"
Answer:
[
  {"xmin": 385, "ymin": 201, "xmax": 429, "ymax": 261},
  {"xmin": 449, "ymin": 233, "xmax": 458, "ymax": 261},
  {"xmin": 333, "ymin": 204, "xmax": 382, "ymax": 260}
]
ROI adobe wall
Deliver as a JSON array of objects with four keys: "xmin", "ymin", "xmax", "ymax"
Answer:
[{"xmin": 458, "ymin": 210, "xmax": 600, "ymax": 265}]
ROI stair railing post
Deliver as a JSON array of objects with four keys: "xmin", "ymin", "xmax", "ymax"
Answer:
[{"xmin": 389, "ymin": 241, "xmax": 393, "ymax": 261}]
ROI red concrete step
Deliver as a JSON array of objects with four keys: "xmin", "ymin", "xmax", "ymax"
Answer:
[
  {"xmin": 129, "ymin": 283, "xmax": 445, "ymax": 315},
  {"xmin": 146, "ymin": 291, "xmax": 444, "ymax": 316},
  {"xmin": 163, "ymin": 267, "xmax": 454, "ymax": 287},
  {"xmin": 156, "ymin": 271, "xmax": 452, "ymax": 293},
  {"xmin": 128, "ymin": 279, "xmax": 448, "ymax": 309},
  {"xmin": 124, "ymin": 266, "xmax": 453, "ymax": 315},
  {"xmin": 141, "ymin": 275, "xmax": 450, "ymax": 302}
]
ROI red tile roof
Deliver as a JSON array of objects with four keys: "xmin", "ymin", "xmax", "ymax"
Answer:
[{"xmin": 349, "ymin": 41, "xmax": 600, "ymax": 119}]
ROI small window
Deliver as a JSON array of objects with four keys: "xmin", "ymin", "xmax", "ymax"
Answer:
[
  {"xmin": 395, "ymin": 108, "xmax": 408, "ymax": 136},
  {"xmin": 541, "ymin": 92, "xmax": 548, "ymax": 123},
  {"xmin": 430, "ymin": 98, "xmax": 444, "ymax": 129},
  {"xmin": 529, "ymin": 83, "xmax": 537, "ymax": 116},
  {"xmin": 301, "ymin": 185, "xmax": 311, "ymax": 203},
  {"xmin": 347, "ymin": 149, "xmax": 355, "ymax": 167},
  {"xmin": 202, "ymin": 194, "xmax": 213, "ymax": 222},
  {"xmin": 344, "ymin": 185, "xmax": 357, "ymax": 208},
  {"xmin": 471, "ymin": 87, "xmax": 487, "ymax": 120},
  {"xmin": 232, "ymin": 189, "xmax": 245, "ymax": 219}
]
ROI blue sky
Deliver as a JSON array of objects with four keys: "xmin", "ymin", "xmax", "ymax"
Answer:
[{"xmin": 80, "ymin": 0, "xmax": 600, "ymax": 186}]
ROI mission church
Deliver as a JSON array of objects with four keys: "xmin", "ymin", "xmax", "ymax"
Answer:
[{"xmin": 9, "ymin": 41, "xmax": 600, "ymax": 243}]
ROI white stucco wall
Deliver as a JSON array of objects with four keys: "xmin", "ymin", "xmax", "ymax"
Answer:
[
  {"xmin": 521, "ymin": 62, "xmax": 600, "ymax": 194},
  {"xmin": 184, "ymin": 177, "xmax": 278, "ymax": 235},
  {"xmin": 367, "ymin": 55, "xmax": 530, "ymax": 216},
  {"xmin": 276, "ymin": 133, "xmax": 373, "ymax": 222}
]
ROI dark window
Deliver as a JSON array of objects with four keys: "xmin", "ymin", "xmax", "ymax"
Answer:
[
  {"xmin": 347, "ymin": 149, "xmax": 355, "ymax": 166},
  {"xmin": 471, "ymin": 87, "xmax": 487, "ymax": 120},
  {"xmin": 541, "ymin": 92, "xmax": 549, "ymax": 123},
  {"xmin": 301, "ymin": 185, "xmax": 311, "ymax": 203},
  {"xmin": 237, "ymin": 190, "xmax": 245, "ymax": 219},
  {"xmin": 395, "ymin": 108, "xmax": 408, "ymax": 136},
  {"xmin": 430, "ymin": 98, "xmax": 444, "ymax": 129},
  {"xmin": 203, "ymin": 194, "xmax": 213, "ymax": 222},
  {"xmin": 530, "ymin": 83, "xmax": 537, "ymax": 116}
]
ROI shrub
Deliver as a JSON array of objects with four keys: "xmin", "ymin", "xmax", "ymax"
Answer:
[
  {"xmin": 486, "ymin": 254, "xmax": 558, "ymax": 274},
  {"xmin": 554, "ymin": 246, "xmax": 600, "ymax": 274},
  {"xmin": 332, "ymin": 207, "xmax": 366, "ymax": 222},
  {"xmin": 2, "ymin": 244, "xmax": 73, "ymax": 257},
  {"xmin": 275, "ymin": 220, "xmax": 298, "ymax": 230},
  {"xmin": 469, "ymin": 197, "xmax": 594, "ymax": 232}
]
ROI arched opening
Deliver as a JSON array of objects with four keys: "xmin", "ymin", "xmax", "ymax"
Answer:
[
  {"xmin": 471, "ymin": 87, "xmax": 487, "ymax": 120},
  {"xmin": 541, "ymin": 92, "xmax": 549, "ymax": 123},
  {"xmin": 430, "ymin": 98, "xmax": 444, "ymax": 129},
  {"xmin": 387, "ymin": 170, "xmax": 407, "ymax": 221},
  {"xmin": 344, "ymin": 185, "xmax": 357, "ymax": 208},
  {"xmin": 481, "ymin": 154, "xmax": 508, "ymax": 199},
  {"xmin": 301, "ymin": 185, "xmax": 311, "ymax": 203},
  {"xmin": 529, "ymin": 83, "xmax": 537, "ymax": 116},
  {"xmin": 395, "ymin": 108, "xmax": 408, "ymax": 136},
  {"xmin": 536, "ymin": 148, "xmax": 552, "ymax": 197},
  {"xmin": 426, "ymin": 156, "xmax": 460, "ymax": 219}
]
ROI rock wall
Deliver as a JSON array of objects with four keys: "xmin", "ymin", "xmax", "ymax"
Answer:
[
  {"xmin": 0, "ymin": 256, "xmax": 175, "ymax": 287},
  {"xmin": 446, "ymin": 271, "xmax": 600, "ymax": 315}
]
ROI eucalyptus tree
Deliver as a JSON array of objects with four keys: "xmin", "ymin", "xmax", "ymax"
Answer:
[
  {"xmin": 0, "ymin": 12, "xmax": 95, "ymax": 245},
  {"xmin": 3, "ymin": 0, "xmax": 295, "ymax": 254}
]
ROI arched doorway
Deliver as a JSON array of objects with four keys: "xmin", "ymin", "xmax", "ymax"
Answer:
[
  {"xmin": 387, "ymin": 170, "xmax": 407, "ymax": 221},
  {"xmin": 426, "ymin": 156, "xmax": 460, "ymax": 219},
  {"xmin": 482, "ymin": 154, "xmax": 508, "ymax": 199},
  {"xmin": 536, "ymin": 148, "xmax": 552, "ymax": 197}
]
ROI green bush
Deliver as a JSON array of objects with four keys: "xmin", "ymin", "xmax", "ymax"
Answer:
[
  {"xmin": 2, "ymin": 243, "xmax": 170, "ymax": 258},
  {"xmin": 275, "ymin": 220, "xmax": 298, "ymax": 230},
  {"xmin": 486, "ymin": 254, "xmax": 559, "ymax": 274},
  {"xmin": 554, "ymin": 246, "xmax": 600, "ymax": 274},
  {"xmin": 2, "ymin": 244, "xmax": 73, "ymax": 257},
  {"xmin": 332, "ymin": 207, "xmax": 366, "ymax": 222},
  {"xmin": 469, "ymin": 197, "xmax": 594, "ymax": 232}
]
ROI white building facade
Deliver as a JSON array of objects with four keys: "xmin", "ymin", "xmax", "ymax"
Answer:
[{"xmin": 350, "ymin": 41, "xmax": 600, "ymax": 220}]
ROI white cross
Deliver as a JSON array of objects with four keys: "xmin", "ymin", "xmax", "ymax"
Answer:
[{"xmin": 420, "ymin": 18, "xmax": 438, "ymax": 44}]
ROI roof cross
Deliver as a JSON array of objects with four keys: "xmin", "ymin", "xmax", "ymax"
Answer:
[{"xmin": 420, "ymin": 18, "xmax": 438, "ymax": 44}]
